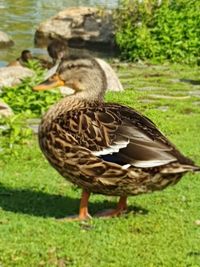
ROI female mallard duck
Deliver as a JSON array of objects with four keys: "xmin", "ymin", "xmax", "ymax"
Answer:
[{"xmin": 34, "ymin": 56, "xmax": 199, "ymax": 220}]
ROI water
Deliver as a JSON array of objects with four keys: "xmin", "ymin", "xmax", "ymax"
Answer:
[{"xmin": 0, "ymin": 0, "xmax": 118, "ymax": 66}]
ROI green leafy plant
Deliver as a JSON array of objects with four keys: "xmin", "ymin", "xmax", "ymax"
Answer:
[
  {"xmin": 114, "ymin": 0, "xmax": 200, "ymax": 64},
  {"xmin": 0, "ymin": 62, "xmax": 62, "ymax": 157},
  {"xmin": 0, "ymin": 114, "xmax": 33, "ymax": 158},
  {"xmin": 0, "ymin": 70, "xmax": 62, "ymax": 117}
]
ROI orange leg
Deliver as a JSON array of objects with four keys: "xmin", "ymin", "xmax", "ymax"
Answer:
[
  {"xmin": 78, "ymin": 190, "xmax": 91, "ymax": 220},
  {"xmin": 59, "ymin": 190, "xmax": 92, "ymax": 222},
  {"xmin": 96, "ymin": 196, "xmax": 128, "ymax": 218}
]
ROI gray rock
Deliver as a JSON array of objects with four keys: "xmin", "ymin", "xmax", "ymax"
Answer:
[
  {"xmin": 0, "ymin": 101, "xmax": 13, "ymax": 117},
  {"xmin": 0, "ymin": 31, "xmax": 14, "ymax": 48},
  {"xmin": 0, "ymin": 66, "xmax": 34, "ymax": 89},
  {"xmin": 34, "ymin": 7, "xmax": 115, "ymax": 51}
]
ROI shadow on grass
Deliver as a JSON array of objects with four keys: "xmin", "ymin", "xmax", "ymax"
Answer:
[
  {"xmin": 0, "ymin": 184, "xmax": 148, "ymax": 218},
  {"xmin": 179, "ymin": 78, "xmax": 200, "ymax": 85}
]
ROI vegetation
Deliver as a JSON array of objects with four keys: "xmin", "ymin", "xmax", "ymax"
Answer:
[
  {"xmin": 0, "ymin": 62, "xmax": 62, "ymax": 157},
  {"xmin": 114, "ymin": 0, "xmax": 200, "ymax": 64},
  {"xmin": 1, "ymin": 62, "xmax": 61, "ymax": 117},
  {"xmin": 0, "ymin": 63, "xmax": 200, "ymax": 266}
]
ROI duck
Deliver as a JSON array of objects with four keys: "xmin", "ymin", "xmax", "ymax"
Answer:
[
  {"xmin": 43, "ymin": 40, "xmax": 69, "ymax": 80},
  {"xmin": 47, "ymin": 40, "xmax": 68, "ymax": 65},
  {"xmin": 7, "ymin": 50, "xmax": 33, "ymax": 67},
  {"xmin": 7, "ymin": 49, "xmax": 53, "ymax": 69},
  {"xmin": 33, "ymin": 56, "xmax": 199, "ymax": 221}
]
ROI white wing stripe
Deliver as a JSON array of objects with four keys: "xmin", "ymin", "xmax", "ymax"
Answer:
[{"xmin": 92, "ymin": 139, "xmax": 130, "ymax": 156}]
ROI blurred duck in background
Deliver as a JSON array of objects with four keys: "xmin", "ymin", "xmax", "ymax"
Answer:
[{"xmin": 7, "ymin": 50, "xmax": 33, "ymax": 67}]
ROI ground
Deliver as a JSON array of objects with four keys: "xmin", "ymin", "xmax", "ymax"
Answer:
[{"xmin": 0, "ymin": 62, "xmax": 200, "ymax": 267}]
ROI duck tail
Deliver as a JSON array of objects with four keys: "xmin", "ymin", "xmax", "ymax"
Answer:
[
  {"xmin": 160, "ymin": 163, "xmax": 200, "ymax": 174},
  {"xmin": 189, "ymin": 165, "xmax": 200, "ymax": 172}
]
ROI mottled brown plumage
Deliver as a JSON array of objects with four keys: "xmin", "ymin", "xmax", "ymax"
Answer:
[{"xmin": 34, "ymin": 57, "xmax": 199, "ymax": 220}]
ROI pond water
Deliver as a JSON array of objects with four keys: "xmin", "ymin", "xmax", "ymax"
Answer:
[{"xmin": 0, "ymin": 0, "xmax": 118, "ymax": 66}]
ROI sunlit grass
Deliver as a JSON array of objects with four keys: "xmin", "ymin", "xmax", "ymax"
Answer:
[{"xmin": 0, "ymin": 63, "xmax": 200, "ymax": 267}]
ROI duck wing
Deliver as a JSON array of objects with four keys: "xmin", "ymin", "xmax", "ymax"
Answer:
[{"xmin": 55, "ymin": 103, "xmax": 194, "ymax": 168}]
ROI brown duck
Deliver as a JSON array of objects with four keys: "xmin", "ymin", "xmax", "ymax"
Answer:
[
  {"xmin": 7, "ymin": 50, "xmax": 33, "ymax": 67},
  {"xmin": 47, "ymin": 40, "xmax": 68, "ymax": 65},
  {"xmin": 8, "ymin": 49, "xmax": 53, "ymax": 69},
  {"xmin": 34, "ymin": 56, "xmax": 199, "ymax": 220}
]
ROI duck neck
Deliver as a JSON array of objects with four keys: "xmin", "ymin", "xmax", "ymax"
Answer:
[{"xmin": 75, "ymin": 90, "xmax": 104, "ymax": 103}]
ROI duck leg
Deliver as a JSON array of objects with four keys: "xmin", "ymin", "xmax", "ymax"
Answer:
[
  {"xmin": 78, "ymin": 190, "xmax": 92, "ymax": 220},
  {"xmin": 59, "ymin": 190, "xmax": 92, "ymax": 221},
  {"xmin": 96, "ymin": 196, "xmax": 128, "ymax": 218}
]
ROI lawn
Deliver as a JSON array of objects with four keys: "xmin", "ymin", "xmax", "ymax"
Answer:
[{"xmin": 0, "ymin": 63, "xmax": 200, "ymax": 267}]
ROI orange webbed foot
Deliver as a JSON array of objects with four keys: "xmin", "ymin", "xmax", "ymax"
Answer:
[
  {"xmin": 95, "ymin": 196, "xmax": 128, "ymax": 218},
  {"xmin": 58, "ymin": 190, "xmax": 91, "ymax": 222},
  {"xmin": 58, "ymin": 213, "xmax": 92, "ymax": 222}
]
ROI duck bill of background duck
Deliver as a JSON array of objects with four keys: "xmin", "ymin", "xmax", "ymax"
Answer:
[{"xmin": 33, "ymin": 74, "xmax": 64, "ymax": 91}]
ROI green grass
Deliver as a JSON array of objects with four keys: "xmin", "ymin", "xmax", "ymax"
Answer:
[{"xmin": 0, "ymin": 63, "xmax": 200, "ymax": 267}]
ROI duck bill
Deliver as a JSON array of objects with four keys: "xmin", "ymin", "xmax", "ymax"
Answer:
[{"xmin": 33, "ymin": 74, "xmax": 65, "ymax": 91}]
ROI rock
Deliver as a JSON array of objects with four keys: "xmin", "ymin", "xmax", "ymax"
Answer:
[
  {"xmin": 0, "ymin": 101, "xmax": 13, "ymax": 117},
  {"xmin": 0, "ymin": 31, "xmax": 14, "ymax": 48},
  {"xmin": 0, "ymin": 66, "xmax": 34, "ymax": 89},
  {"xmin": 96, "ymin": 58, "xmax": 123, "ymax": 91},
  {"xmin": 34, "ymin": 7, "xmax": 116, "ymax": 51}
]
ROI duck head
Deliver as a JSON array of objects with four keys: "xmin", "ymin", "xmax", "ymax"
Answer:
[
  {"xmin": 47, "ymin": 40, "xmax": 68, "ymax": 64},
  {"xmin": 21, "ymin": 50, "xmax": 33, "ymax": 62},
  {"xmin": 33, "ymin": 56, "xmax": 107, "ymax": 101}
]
